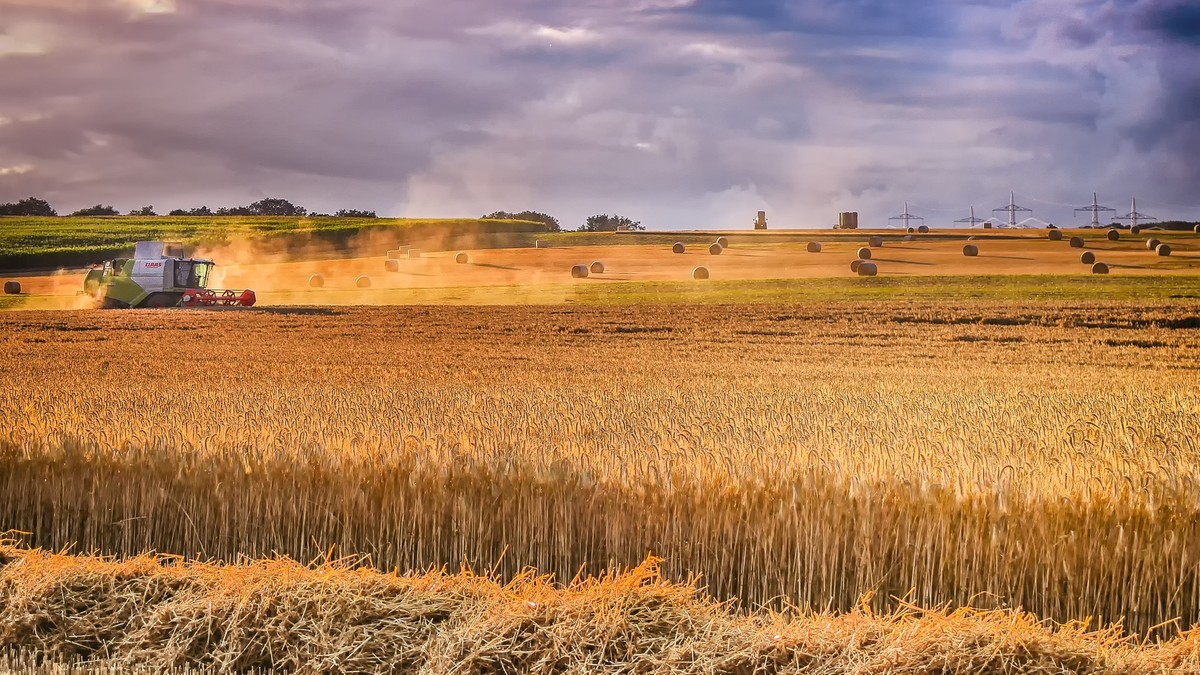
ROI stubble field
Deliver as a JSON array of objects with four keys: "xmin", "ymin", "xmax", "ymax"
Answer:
[
  {"xmin": 4, "ymin": 228, "xmax": 1198, "ymax": 309},
  {"xmin": 1, "ymin": 298, "xmax": 1199, "ymax": 672}
]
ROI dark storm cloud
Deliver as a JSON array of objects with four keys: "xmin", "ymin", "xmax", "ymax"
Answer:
[
  {"xmin": 0, "ymin": 0, "xmax": 1198, "ymax": 225},
  {"xmin": 1075, "ymin": 0, "xmax": 1200, "ymax": 197},
  {"xmin": 666, "ymin": 0, "xmax": 957, "ymax": 37},
  {"xmin": 1135, "ymin": 0, "xmax": 1200, "ymax": 44},
  {"xmin": 1056, "ymin": 18, "xmax": 1102, "ymax": 46}
]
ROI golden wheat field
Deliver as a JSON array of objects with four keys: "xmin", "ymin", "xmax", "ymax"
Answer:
[{"xmin": 1, "ymin": 301, "xmax": 1200, "ymax": 672}]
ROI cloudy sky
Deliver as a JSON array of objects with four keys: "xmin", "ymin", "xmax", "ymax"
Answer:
[{"xmin": 0, "ymin": 0, "xmax": 1197, "ymax": 228}]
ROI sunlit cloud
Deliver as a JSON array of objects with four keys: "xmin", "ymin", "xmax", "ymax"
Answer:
[
  {"xmin": 0, "ymin": 23, "xmax": 50, "ymax": 57},
  {"xmin": 467, "ymin": 21, "xmax": 603, "ymax": 48},
  {"xmin": 120, "ymin": 0, "xmax": 176, "ymax": 14},
  {"xmin": 532, "ymin": 25, "xmax": 601, "ymax": 44},
  {"xmin": 680, "ymin": 41, "xmax": 745, "ymax": 60}
]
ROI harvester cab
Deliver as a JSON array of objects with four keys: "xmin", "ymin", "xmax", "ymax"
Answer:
[{"xmin": 84, "ymin": 241, "xmax": 256, "ymax": 309}]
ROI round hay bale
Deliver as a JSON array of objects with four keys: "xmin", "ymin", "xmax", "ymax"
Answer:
[
  {"xmin": 455, "ymin": 252, "xmax": 469, "ymax": 264},
  {"xmin": 850, "ymin": 259, "xmax": 864, "ymax": 273},
  {"xmin": 570, "ymin": 264, "xmax": 589, "ymax": 279},
  {"xmin": 715, "ymin": 236, "xmax": 729, "ymax": 248},
  {"xmin": 1048, "ymin": 230, "xmax": 1063, "ymax": 241},
  {"xmin": 384, "ymin": 259, "xmax": 401, "ymax": 272},
  {"xmin": 1069, "ymin": 236, "xmax": 1085, "ymax": 248},
  {"xmin": 869, "ymin": 236, "xmax": 884, "ymax": 248},
  {"xmin": 692, "ymin": 266, "xmax": 709, "ymax": 280},
  {"xmin": 3, "ymin": 281, "xmax": 21, "ymax": 295},
  {"xmin": 589, "ymin": 260, "xmax": 605, "ymax": 274},
  {"xmin": 308, "ymin": 274, "xmax": 324, "ymax": 289},
  {"xmin": 1091, "ymin": 261, "xmax": 1109, "ymax": 275},
  {"xmin": 708, "ymin": 243, "xmax": 723, "ymax": 255},
  {"xmin": 918, "ymin": 225, "xmax": 929, "ymax": 234},
  {"xmin": 1147, "ymin": 238, "xmax": 1161, "ymax": 250},
  {"xmin": 1157, "ymin": 244, "xmax": 1172, "ymax": 257},
  {"xmin": 907, "ymin": 227, "xmax": 915, "ymax": 233},
  {"xmin": 408, "ymin": 249, "xmax": 422, "ymax": 259},
  {"xmin": 903, "ymin": 234, "xmax": 915, "ymax": 242},
  {"xmin": 967, "ymin": 236, "xmax": 979, "ymax": 241},
  {"xmin": 1131, "ymin": 226, "xmax": 1141, "ymax": 235},
  {"xmin": 963, "ymin": 244, "xmax": 979, "ymax": 257},
  {"xmin": 1107, "ymin": 229, "xmax": 1120, "ymax": 241},
  {"xmin": 355, "ymin": 276, "xmax": 372, "ymax": 289},
  {"xmin": 672, "ymin": 242, "xmax": 686, "ymax": 254},
  {"xmin": 857, "ymin": 247, "xmax": 872, "ymax": 260},
  {"xmin": 807, "ymin": 242, "xmax": 823, "ymax": 253},
  {"xmin": 857, "ymin": 261, "xmax": 878, "ymax": 277},
  {"xmin": 1194, "ymin": 224, "xmax": 1200, "ymax": 234},
  {"xmin": 1080, "ymin": 251, "xmax": 1096, "ymax": 264}
]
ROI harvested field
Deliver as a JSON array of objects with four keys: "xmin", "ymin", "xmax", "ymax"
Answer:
[
  {"xmin": 1, "ymin": 546, "xmax": 1200, "ymax": 674},
  {"xmin": 4, "ymin": 229, "xmax": 1198, "ymax": 310}
]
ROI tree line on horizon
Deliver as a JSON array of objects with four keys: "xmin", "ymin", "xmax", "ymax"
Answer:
[
  {"xmin": 0, "ymin": 198, "xmax": 645, "ymax": 232},
  {"xmin": 0, "ymin": 196, "xmax": 376, "ymax": 219},
  {"xmin": 483, "ymin": 211, "xmax": 645, "ymax": 233}
]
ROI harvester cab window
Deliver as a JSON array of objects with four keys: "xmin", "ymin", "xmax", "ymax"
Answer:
[
  {"xmin": 194, "ymin": 261, "xmax": 211, "ymax": 288},
  {"xmin": 173, "ymin": 260, "xmax": 210, "ymax": 288},
  {"xmin": 174, "ymin": 261, "xmax": 193, "ymax": 288},
  {"xmin": 192, "ymin": 263, "xmax": 211, "ymax": 289}
]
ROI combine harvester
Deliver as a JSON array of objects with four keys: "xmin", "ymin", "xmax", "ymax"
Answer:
[{"xmin": 83, "ymin": 241, "xmax": 256, "ymax": 309}]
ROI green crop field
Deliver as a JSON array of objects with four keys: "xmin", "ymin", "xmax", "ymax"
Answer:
[{"xmin": 0, "ymin": 216, "xmax": 548, "ymax": 270}]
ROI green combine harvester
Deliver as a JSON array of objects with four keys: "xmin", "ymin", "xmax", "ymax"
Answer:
[{"xmin": 83, "ymin": 241, "xmax": 256, "ymax": 309}]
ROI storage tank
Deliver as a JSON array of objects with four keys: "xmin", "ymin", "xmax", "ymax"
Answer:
[{"xmin": 838, "ymin": 212, "xmax": 859, "ymax": 229}]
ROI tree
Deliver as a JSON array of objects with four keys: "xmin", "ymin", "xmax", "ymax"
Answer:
[
  {"xmin": 213, "ymin": 198, "xmax": 306, "ymax": 216},
  {"xmin": 247, "ymin": 198, "xmax": 306, "ymax": 216},
  {"xmin": 578, "ymin": 214, "xmax": 643, "ymax": 232},
  {"xmin": 128, "ymin": 205, "xmax": 157, "ymax": 216},
  {"xmin": 188, "ymin": 206, "xmax": 213, "ymax": 216},
  {"xmin": 167, "ymin": 209, "xmax": 188, "ymax": 216},
  {"xmin": 0, "ymin": 197, "xmax": 57, "ymax": 216},
  {"xmin": 69, "ymin": 204, "xmax": 119, "ymax": 217},
  {"xmin": 484, "ymin": 210, "xmax": 561, "ymax": 232},
  {"xmin": 336, "ymin": 209, "xmax": 377, "ymax": 218}
]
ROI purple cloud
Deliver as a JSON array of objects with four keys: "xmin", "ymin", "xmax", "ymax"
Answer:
[{"xmin": 0, "ymin": 0, "xmax": 1197, "ymax": 227}]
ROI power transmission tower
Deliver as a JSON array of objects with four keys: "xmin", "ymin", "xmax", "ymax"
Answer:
[
  {"xmin": 955, "ymin": 205, "xmax": 986, "ymax": 228},
  {"xmin": 1074, "ymin": 193, "xmax": 1116, "ymax": 228},
  {"xmin": 1116, "ymin": 197, "xmax": 1156, "ymax": 229},
  {"xmin": 992, "ymin": 192, "xmax": 1032, "ymax": 228},
  {"xmin": 888, "ymin": 202, "xmax": 924, "ymax": 229}
]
